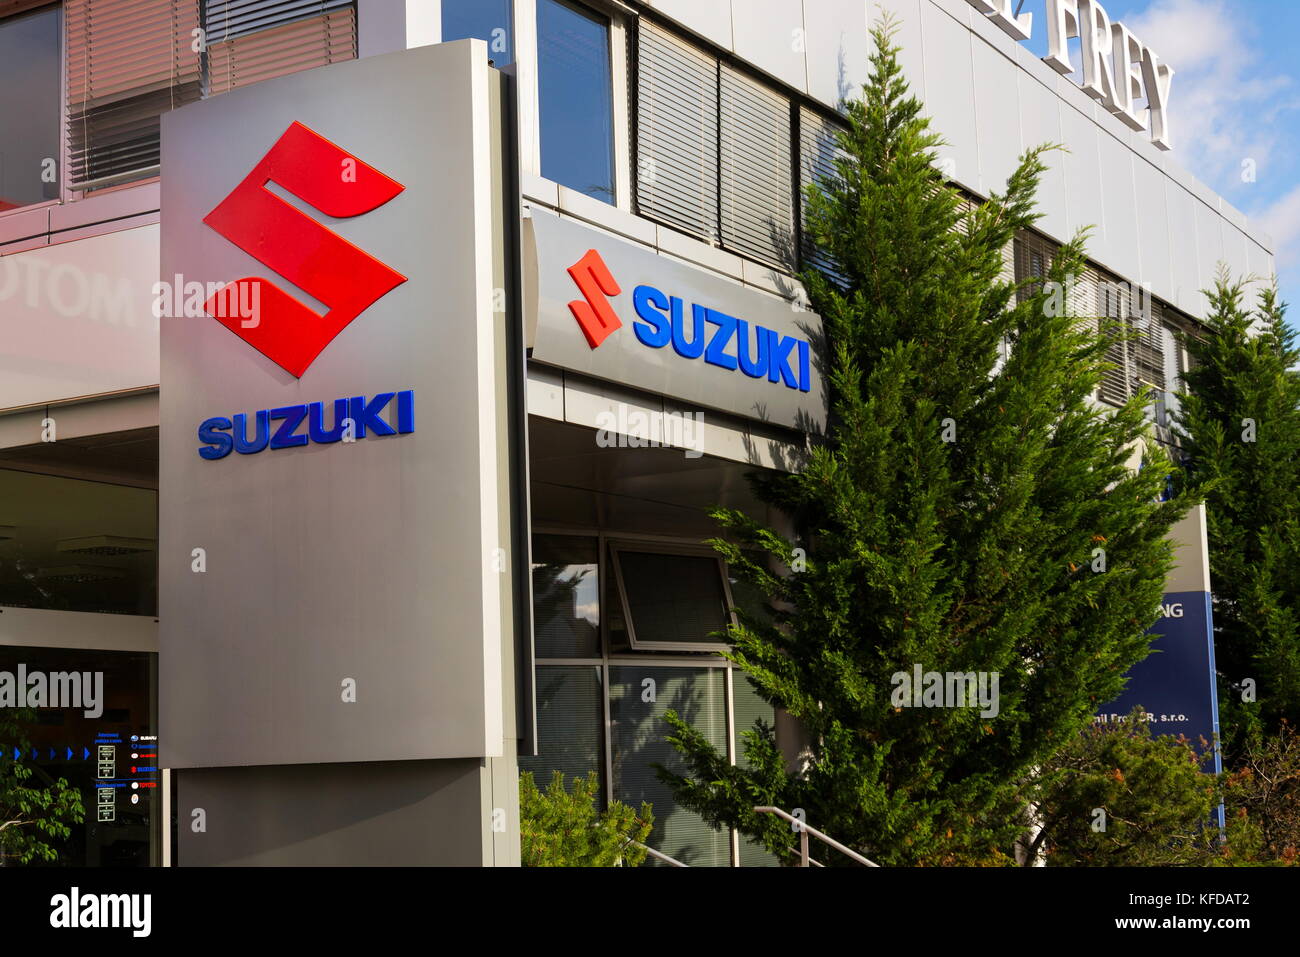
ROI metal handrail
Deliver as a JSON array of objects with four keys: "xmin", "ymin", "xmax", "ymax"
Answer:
[
  {"xmin": 753, "ymin": 806, "xmax": 880, "ymax": 867},
  {"xmin": 626, "ymin": 840, "xmax": 688, "ymax": 867}
]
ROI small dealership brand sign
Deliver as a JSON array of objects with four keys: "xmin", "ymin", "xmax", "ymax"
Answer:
[
  {"xmin": 527, "ymin": 209, "xmax": 826, "ymax": 432},
  {"xmin": 1096, "ymin": 590, "xmax": 1221, "ymax": 772}
]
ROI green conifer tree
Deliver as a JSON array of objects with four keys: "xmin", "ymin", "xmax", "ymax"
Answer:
[
  {"xmin": 1174, "ymin": 275, "xmax": 1300, "ymax": 750},
  {"xmin": 659, "ymin": 20, "xmax": 1193, "ymax": 866}
]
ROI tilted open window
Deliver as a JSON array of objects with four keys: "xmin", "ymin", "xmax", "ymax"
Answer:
[{"xmin": 609, "ymin": 542, "xmax": 735, "ymax": 652}]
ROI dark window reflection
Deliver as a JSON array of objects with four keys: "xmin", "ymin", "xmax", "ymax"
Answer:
[
  {"xmin": 0, "ymin": 646, "xmax": 158, "ymax": 866},
  {"xmin": 518, "ymin": 664, "xmax": 604, "ymax": 790},
  {"xmin": 538, "ymin": 0, "xmax": 615, "ymax": 203},
  {"xmin": 442, "ymin": 0, "xmax": 514, "ymax": 66},
  {"xmin": 531, "ymin": 534, "xmax": 598, "ymax": 657},
  {"xmin": 616, "ymin": 550, "xmax": 729, "ymax": 646},
  {"xmin": 609, "ymin": 665, "xmax": 730, "ymax": 866},
  {"xmin": 0, "ymin": 470, "xmax": 158, "ymax": 617},
  {"xmin": 0, "ymin": 6, "xmax": 61, "ymax": 209}
]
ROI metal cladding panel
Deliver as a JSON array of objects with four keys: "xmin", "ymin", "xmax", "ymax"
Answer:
[
  {"xmin": 526, "ymin": 208, "xmax": 826, "ymax": 433},
  {"xmin": 730, "ymin": 0, "xmax": 806, "ymax": 93},
  {"xmin": 920, "ymin": 1, "xmax": 979, "ymax": 194},
  {"xmin": 802, "ymin": 0, "xmax": 871, "ymax": 109},
  {"xmin": 971, "ymin": 38, "xmax": 1022, "ymax": 199},
  {"xmin": 159, "ymin": 40, "xmax": 508, "ymax": 769}
]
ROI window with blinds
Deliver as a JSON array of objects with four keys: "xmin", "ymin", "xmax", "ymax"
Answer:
[
  {"xmin": 203, "ymin": 0, "xmax": 356, "ymax": 96},
  {"xmin": 65, "ymin": 0, "xmax": 202, "ymax": 191},
  {"xmin": 634, "ymin": 19, "xmax": 795, "ymax": 269},
  {"xmin": 635, "ymin": 20, "xmax": 719, "ymax": 244},
  {"xmin": 612, "ymin": 546, "xmax": 731, "ymax": 652},
  {"xmin": 1096, "ymin": 275, "xmax": 1166, "ymax": 406},
  {"xmin": 798, "ymin": 105, "xmax": 845, "ymax": 278},
  {"xmin": 1013, "ymin": 231, "xmax": 1056, "ymax": 301},
  {"xmin": 609, "ymin": 665, "xmax": 731, "ymax": 867},
  {"xmin": 720, "ymin": 64, "xmax": 794, "ymax": 267},
  {"xmin": 62, "ymin": 1, "xmax": 356, "ymax": 193}
]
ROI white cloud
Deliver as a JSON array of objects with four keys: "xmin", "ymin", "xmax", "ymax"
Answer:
[
  {"xmin": 1125, "ymin": 0, "xmax": 1296, "ymax": 187},
  {"xmin": 1256, "ymin": 183, "xmax": 1300, "ymax": 276},
  {"xmin": 1123, "ymin": 0, "xmax": 1299, "ymax": 317}
]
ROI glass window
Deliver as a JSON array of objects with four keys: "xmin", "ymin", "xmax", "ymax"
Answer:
[
  {"xmin": 0, "ymin": 470, "xmax": 157, "ymax": 616},
  {"xmin": 0, "ymin": 5, "xmax": 61, "ymax": 209},
  {"xmin": 609, "ymin": 665, "xmax": 730, "ymax": 866},
  {"xmin": 531, "ymin": 534, "xmax": 599, "ymax": 658},
  {"xmin": 518, "ymin": 664, "xmax": 603, "ymax": 789},
  {"xmin": 441, "ymin": 0, "xmax": 514, "ymax": 67},
  {"xmin": 538, "ymin": 0, "xmax": 615, "ymax": 204},
  {"xmin": 204, "ymin": 2, "xmax": 357, "ymax": 96},
  {"xmin": 732, "ymin": 672, "xmax": 779, "ymax": 866},
  {"xmin": 66, "ymin": 0, "xmax": 201, "ymax": 191},
  {"xmin": 613, "ymin": 547, "xmax": 730, "ymax": 650},
  {"xmin": 0, "ymin": 645, "xmax": 158, "ymax": 866}
]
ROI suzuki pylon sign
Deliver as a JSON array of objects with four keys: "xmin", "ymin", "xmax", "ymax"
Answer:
[{"xmin": 159, "ymin": 42, "xmax": 517, "ymax": 770}]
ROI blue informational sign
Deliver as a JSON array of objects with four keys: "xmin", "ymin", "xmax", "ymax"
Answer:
[{"xmin": 1095, "ymin": 590, "xmax": 1222, "ymax": 776}]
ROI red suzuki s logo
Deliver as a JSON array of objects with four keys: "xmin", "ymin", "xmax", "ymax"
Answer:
[
  {"xmin": 566, "ymin": 249, "xmax": 622, "ymax": 349},
  {"xmin": 203, "ymin": 121, "xmax": 407, "ymax": 377}
]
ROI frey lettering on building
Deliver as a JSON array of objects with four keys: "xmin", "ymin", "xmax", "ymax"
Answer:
[{"xmin": 966, "ymin": 0, "xmax": 1175, "ymax": 150}]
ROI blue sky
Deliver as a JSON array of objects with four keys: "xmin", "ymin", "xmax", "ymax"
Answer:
[{"xmin": 1023, "ymin": 0, "xmax": 1300, "ymax": 328}]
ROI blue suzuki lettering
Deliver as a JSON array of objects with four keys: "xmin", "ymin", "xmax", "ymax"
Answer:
[
  {"xmin": 232, "ymin": 410, "xmax": 270, "ymax": 454},
  {"xmin": 349, "ymin": 393, "xmax": 397, "ymax": 439},
  {"xmin": 197, "ymin": 390, "xmax": 415, "ymax": 459},
  {"xmin": 632, "ymin": 285, "xmax": 672, "ymax": 348},
  {"xmin": 198, "ymin": 417, "xmax": 234, "ymax": 460},
  {"xmin": 703, "ymin": 309, "xmax": 738, "ymax": 371},
  {"xmin": 269, "ymin": 405, "xmax": 308, "ymax": 450},
  {"xmin": 670, "ymin": 300, "xmax": 707, "ymax": 359},
  {"xmin": 767, "ymin": 331, "xmax": 800, "ymax": 389},
  {"xmin": 736, "ymin": 319, "xmax": 769, "ymax": 379}
]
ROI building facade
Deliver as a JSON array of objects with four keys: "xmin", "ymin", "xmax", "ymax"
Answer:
[{"xmin": 0, "ymin": 0, "xmax": 1273, "ymax": 866}]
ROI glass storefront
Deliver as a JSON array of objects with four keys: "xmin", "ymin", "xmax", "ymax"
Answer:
[
  {"xmin": 0, "ymin": 469, "xmax": 157, "ymax": 616},
  {"xmin": 0, "ymin": 462, "xmax": 160, "ymax": 867},
  {"xmin": 0, "ymin": 645, "xmax": 159, "ymax": 866},
  {"xmin": 523, "ymin": 532, "xmax": 779, "ymax": 867}
]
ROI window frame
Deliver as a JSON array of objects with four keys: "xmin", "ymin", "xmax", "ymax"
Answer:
[
  {"xmin": 529, "ymin": 525, "xmax": 778, "ymax": 866},
  {"xmin": 630, "ymin": 13, "xmax": 826, "ymax": 275},
  {"xmin": 521, "ymin": 0, "xmax": 631, "ymax": 209},
  {"xmin": 0, "ymin": 2, "xmax": 68, "ymax": 212},
  {"xmin": 608, "ymin": 538, "xmax": 737, "ymax": 653}
]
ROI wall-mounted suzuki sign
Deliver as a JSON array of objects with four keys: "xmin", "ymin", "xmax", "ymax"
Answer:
[
  {"xmin": 159, "ymin": 41, "xmax": 518, "ymax": 772},
  {"xmin": 965, "ymin": 0, "xmax": 1175, "ymax": 150},
  {"xmin": 527, "ymin": 209, "xmax": 825, "ymax": 432}
]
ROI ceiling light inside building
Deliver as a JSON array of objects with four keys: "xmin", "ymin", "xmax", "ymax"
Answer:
[
  {"xmin": 56, "ymin": 535, "xmax": 157, "ymax": 556},
  {"xmin": 34, "ymin": 565, "xmax": 130, "ymax": 584}
]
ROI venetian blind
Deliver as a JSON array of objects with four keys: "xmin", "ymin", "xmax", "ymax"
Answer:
[
  {"xmin": 798, "ymin": 105, "xmax": 845, "ymax": 277},
  {"xmin": 635, "ymin": 19, "xmax": 719, "ymax": 243},
  {"xmin": 65, "ymin": 0, "xmax": 202, "ymax": 190},
  {"xmin": 203, "ymin": 0, "xmax": 356, "ymax": 96},
  {"xmin": 720, "ymin": 63, "xmax": 793, "ymax": 268}
]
